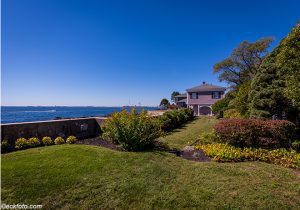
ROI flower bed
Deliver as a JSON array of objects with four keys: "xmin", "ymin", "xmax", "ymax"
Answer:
[{"xmin": 196, "ymin": 143, "xmax": 300, "ymax": 169}]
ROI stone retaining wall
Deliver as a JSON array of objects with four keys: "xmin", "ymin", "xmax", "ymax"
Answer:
[{"xmin": 1, "ymin": 117, "xmax": 107, "ymax": 146}]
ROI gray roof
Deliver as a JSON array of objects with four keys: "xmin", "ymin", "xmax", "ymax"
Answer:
[
  {"xmin": 174, "ymin": 93, "xmax": 187, "ymax": 98},
  {"xmin": 177, "ymin": 98, "xmax": 187, "ymax": 103},
  {"xmin": 186, "ymin": 83, "xmax": 226, "ymax": 92}
]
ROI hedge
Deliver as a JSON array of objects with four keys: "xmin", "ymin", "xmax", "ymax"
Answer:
[
  {"xmin": 158, "ymin": 108, "xmax": 194, "ymax": 132},
  {"xmin": 214, "ymin": 119, "xmax": 295, "ymax": 148}
]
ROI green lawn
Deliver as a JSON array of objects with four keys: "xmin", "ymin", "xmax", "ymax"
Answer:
[
  {"xmin": 2, "ymin": 145, "xmax": 300, "ymax": 209},
  {"xmin": 2, "ymin": 117, "xmax": 300, "ymax": 209},
  {"xmin": 160, "ymin": 116, "xmax": 218, "ymax": 149}
]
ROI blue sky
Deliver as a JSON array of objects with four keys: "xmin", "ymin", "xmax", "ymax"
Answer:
[{"xmin": 2, "ymin": 0, "xmax": 300, "ymax": 106}]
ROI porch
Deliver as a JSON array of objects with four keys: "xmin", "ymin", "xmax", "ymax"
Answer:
[{"xmin": 188, "ymin": 104, "xmax": 213, "ymax": 116}]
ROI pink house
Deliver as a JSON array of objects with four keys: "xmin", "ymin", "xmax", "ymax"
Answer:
[{"xmin": 175, "ymin": 82, "xmax": 226, "ymax": 116}]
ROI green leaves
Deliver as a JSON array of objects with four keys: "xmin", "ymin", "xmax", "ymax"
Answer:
[
  {"xmin": 158, "ymin": 108, "xmax": 194, "ymax": 132},
  {"xmin": 196, "ymin": 143, "xmax": 300, "ymax": 169},
  {"xmin": 213, "ymin": 37, "xmax": 273, "ymax": 88},
  {"xmin": 249, "ymin": 23, "xmax": 300, "ymax": 119},
  {"xmin": 101, "ymin": 108, "xmax": 162, "ymax": 151}
]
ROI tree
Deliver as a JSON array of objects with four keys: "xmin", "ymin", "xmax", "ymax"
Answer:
[
  {"xmin": 211, "ymin": 97, "xmax": 230, "ymax": 114},
  {"xmin": 171, "ymin": 91, "xmax": 180, "ymax": 102},
  {"xmin": 249, "ymin": 48, "xmax": 288, "ymax": 119},
  {"xmin": 213, "ymin": 37, "xmax": 273, "ymax": 88},
  {"xmin": 249, "ymin": 22, "xmax": 300, "ymax": 120},
  {"xmin": 230, "ymin": 81, "xmax": 251, "ymax": 117},
  {"xmin": 160, "ymin": 98, "xmax": 170, "ymax": 109},
  {"xmin": 276, "ymin": 22, "xmax": 300, "ymax": 108}
]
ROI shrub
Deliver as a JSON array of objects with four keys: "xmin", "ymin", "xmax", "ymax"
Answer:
[
  {"xmin": 158, "ymin": 108, "xmax": 194, "ymax": 132},
  {"xmin": 54, "ymin": 137, "xmax": 65, "ymax": 145},
  {"xmin": 292, "ymin": 140, "xmax": 300, "ymax": 152},
  {"xmin": 42, "ymin": 137, "xmax": 53, "ymax": 146},
  {"xmin": 28, "ymin": 137, "xmax": 41, "ymax": 147},
  {"xmin": 102, "ymin": 109, "xmax": 162, "ymax": 151},
  {"xmin": 196, "ymin": 143, "xmax": 300, "ymax": 169},
  {"xmin": 1, "ymin": 140, "xmax": 10, "ymax": 153},
  {"xmin": 214, "ymin": 119, "xmax": 295, "ymax": 148},
  {"xmin": 66, "ymin": 136, "xmax": 78, "ymax": 144},
  {"xmin": 223, "ymin": 109, "xmax": 241, "ymax": 119},
  {"xmin": 159, "ymin": 114, "xmax": 173, "ymax": 131},
  {"xmin": 15, "ymin": 138, "xmax": 29, "ymax": 149}
]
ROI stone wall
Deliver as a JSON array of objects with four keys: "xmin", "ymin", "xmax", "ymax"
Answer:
[{"xmin": 1, "ymin": 117, "xmax": 107, "ymax": 146}]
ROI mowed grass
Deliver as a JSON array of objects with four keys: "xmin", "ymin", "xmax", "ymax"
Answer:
[
  {"xmin": 160, "ymin": 116, "xmax": 218, "ymax": 149},
  {"xmin": 2, "ymin": 145, "xmax": 300, "ymax": 209}
]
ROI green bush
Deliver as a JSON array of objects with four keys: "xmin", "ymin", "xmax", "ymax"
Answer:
[
  {"xmin": 1, "ymin": 140, "xmax": 10, "ymax": 153},
  {"xmin": 28, "ymin": 137, "xmax": 41, "ymax": 147},
  {"xmin": 42, "ymin": 137, "xmax": 53, "ymax": 146},
  {"xmin": 15, "ymin": 138, "xmax": 29, "ymax": 149},
  {"xmin": 292, "ymin": 140, "xmax": 300, "ymax": 152},
  {"xmin": 102, "ymin": 109, "xmax": 162, "ymax": 151},
  {"xmin": 158, "ymin": 108, "xmax": 194, "ymax": 132},
  {"xmin": 196, "ymin": 143, "xmax": 300, "ymax": 169},
  {"xmin": 54, "ymin": 137, "xmax": 65, "ymax": 145},
  {"xmin": 66, "ymin": 136, "xmax": 78, "ymax": 144}
]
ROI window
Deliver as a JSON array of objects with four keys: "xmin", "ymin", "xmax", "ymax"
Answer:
[
  {"xmin": 212, "ymin": 92, "xmax": 221, "ymax": 99},
  {"xmin": 191, "ymin": 92, "xmax": 198, "ymax": 99}
]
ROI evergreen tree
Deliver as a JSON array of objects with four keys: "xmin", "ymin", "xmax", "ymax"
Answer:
[
  {"xmin": 276, "ymin": 22, "xmax": 300, "ymax": 108},
  {"xmin": 249, "ymin": 49, "xmax": 287, "ymax": 119},
  {"xmin": 249, "ymin": 22, "xmax": 300, "ymax": 120}
]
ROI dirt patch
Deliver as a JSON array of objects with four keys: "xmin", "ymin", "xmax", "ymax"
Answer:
[
  {"xmin": 179, "ymin": 149, "xmax": 211, "ymax": 162},
  {"xmin": 77, "ymin": 138, "xmax": 211, "ymax": 162}
]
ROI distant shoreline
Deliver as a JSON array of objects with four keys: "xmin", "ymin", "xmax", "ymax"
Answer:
[{"xmin": 1, "ymin": 106, "xmax": 159, "ymax": 124}]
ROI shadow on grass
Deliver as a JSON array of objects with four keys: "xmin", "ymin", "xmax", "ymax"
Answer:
[{"xmin": 163, "ymin": 119, "xmax": 198, "ymax": 134}]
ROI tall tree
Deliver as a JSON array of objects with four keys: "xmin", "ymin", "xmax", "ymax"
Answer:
[
  {"xmin": 276, "ymin": 22, "xmax": 300, "ymax": 107},
  {"xmin": 249, "ymin": 45, "xmax": 291, "ymax": 119},
  {"xmin": 171, "ymin": 91, "xmax": 180, "ymax": 102},
  {"xmin": 213, "ymin": 37, "xmax": 273, "ymax": 88},
  {"xmin": 249, "ymin": 22, "xmax": 300, "ymax": 120}
]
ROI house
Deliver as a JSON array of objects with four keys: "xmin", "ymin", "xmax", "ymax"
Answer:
[
  {"xmin": 175, "ymin": 82, "xmax": 226, "ymax": 116},
  {"xmin": 174, "ymin": 93, "xmax": 187, "ymax": 108}
]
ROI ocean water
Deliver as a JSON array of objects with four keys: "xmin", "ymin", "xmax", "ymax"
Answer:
[{"xmin": 1, "ymin": 106, "xmax": 158, "ymax": 124}]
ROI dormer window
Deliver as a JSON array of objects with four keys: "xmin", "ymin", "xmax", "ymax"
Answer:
[{"xmin": 212, "ymin": 92, "xmax": 221, "ymax": 99}]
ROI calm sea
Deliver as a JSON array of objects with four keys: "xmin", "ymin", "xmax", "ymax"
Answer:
[{"xmin": 1, "ymin": 106, "xmax": 158, "ymax": 124}]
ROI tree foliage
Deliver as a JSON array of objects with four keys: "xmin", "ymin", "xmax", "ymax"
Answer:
[
  {"xmin": 213, "ymin": 37, "xmax": 273, "ymax": 88},
  {"xmin": 249, "ymin": 23, "xmax": 300, "ymax": 120},
  {"xmin": 230, "ymin": 81, "xmax": 251, "ymax": 117},
  {"xmin": 211, "ymin": 97, "xmax": 230, "ymax": 114},
  {"xmin": 276, "ymin": 22, "xmax": 300, "ymax": 107},
  {"xmin": 249, "ymin": 50, "xmax": 287, "ymax": 119}
]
